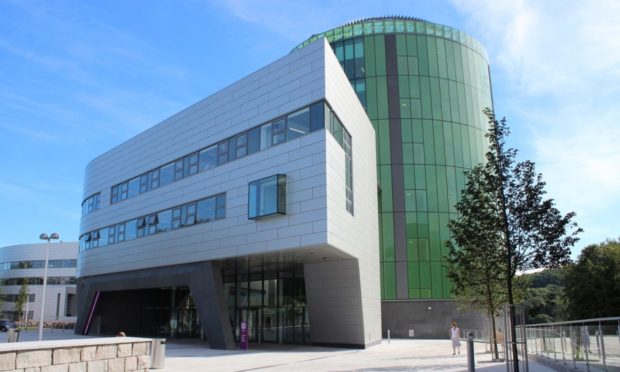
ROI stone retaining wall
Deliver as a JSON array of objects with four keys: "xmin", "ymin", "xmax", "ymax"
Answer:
[{"xmin": 0, "ymin": 337, "xmax": 151, "ymax": 371}]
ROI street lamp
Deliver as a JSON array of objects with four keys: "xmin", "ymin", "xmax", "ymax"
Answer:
[{"xmin": 38, "ymin": 232, "xmax": 59, "ymax": 341}]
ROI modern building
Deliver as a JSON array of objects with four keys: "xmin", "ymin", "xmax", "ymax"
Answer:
[
  {"xmin": 294, "ymin": 16, "xmax": 493, "ymax": 337},
  {"xmin": 0, "ymin": 242, "xmax": 78, "ymax": 323},
  {"xmin": 78, "ymin": 15, "xmax": 495, "ymax": 347},
  {"xmin": 77, "ymin": 39, "xmax": 381, "ymax": 349}
]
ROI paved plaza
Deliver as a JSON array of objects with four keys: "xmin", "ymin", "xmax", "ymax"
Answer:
[
  {"xmin": 161, "ymin": 339, "xmax": 557, "ymax": 372},
  {"xmin": 7, "ymin": 329, "xmax": 559, "ymax": 371}
]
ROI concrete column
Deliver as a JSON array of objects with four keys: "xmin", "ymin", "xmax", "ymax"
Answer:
[
  {"xmin": 189, "ymin": 262, "xmax": 235, "ymax": 349},
  {"xmin": 304, "ymin": 258, "xmax": 367, "ymax": 348}
]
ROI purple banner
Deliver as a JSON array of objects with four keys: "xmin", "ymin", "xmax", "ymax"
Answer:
[{"xmin": 240, "ymin": 320, "xmax": 248, "ymax": 350}]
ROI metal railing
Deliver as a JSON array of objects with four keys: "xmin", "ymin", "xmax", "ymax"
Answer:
[{"xmin": 525, "ymin": 317, "xmax": 620, "ymax": 371}]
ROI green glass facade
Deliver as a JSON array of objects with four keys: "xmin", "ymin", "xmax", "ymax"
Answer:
[{"xmin": 296, "ymin": 17, "xmax": 492, "ymax": 302}]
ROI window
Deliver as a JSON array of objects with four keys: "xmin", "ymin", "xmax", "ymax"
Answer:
[
  {"xmin": 215, "ymin": 194, "xmax": 226, "ymax": 219},
  {"xmin": 248, "ymin": 175, "xmax": 286, "ymax": 219},
  {"xmin": 309, "ymin": 102, "xmax": 325, "ymax": 132},
  {"xmin": 157, "ymin": 209, "xmax": 172, "ymax": 233},
  {"xmin": 235, "ymin": 133, "xmax": 248, "ymax": 159},
  {"xmin": 111, "ymin": 186, "xmax": 119, "ymax": 204},
  {"xmin": 139, "ymin": 174, "xmax": 149, "ymax": 193},
  {"xmin": 326, "ymin": 104, "xmax": 354, "ymax": 215},
  {"xmin": 150, "ymin": 169, "xmax": 160, "ymax": 190},
  {"xmin": 125, "ymin": 219, "xmax": 137, "ymax": 241},
  {"xmin": 174, "ymin": 159, "xmax": 184, "ymax": 181},
  {"xmin": 247, "ymin": 127, "xmax": 260, "ymax": 155},
  {"xmin": 185, "ymin": 152, "xmax": 199, "ymax": 177},
  {"xmin": 182, "ymin": 203, "xmax": 197, "ymax": 226},
  {"xmin": 217, "ymin": 141, "xmax": 229, "ymax": 165},
  {"xmin": 287, "ymin": 108, "xmax": 310, "ymax": 140},
  {"xmin": 199, "ymin": 146, "xmax": 217, "ymax": 172},
  {"xmin": 344, "ymin": 131, "xmax": 354, "ymax": 214},
  {"xmin": 147, "ymin": 214, "xmax": 158, "ymax": 235},
  {"xmin": 116, "ymin": 223, "xmax": 125, "ymax": 242},
  {"xmin": 81, "ymin": 192, "xmax": 226, "ymax": 249},
  {"xmin": 172, "ymin": 207, "xmax": 182, "ymax": 229},
  {"xmin": 197, "ymin": 197, "xmax": 216, "ymax": 223},
  {"xmin": 99, "ymin": 227, "xmax": 108, "ymax": 247},
  {"xmin": 119, "ymin": 182, "xmax": 129, "ymax": 201},
  {"xmin": 260, "ymin": 123, "xmax": 272, "ymax": 150},
  {"xmin": 160, "ymin": 163, "xmax": 174, "ymax": 187},
  {"xmin": 271, "ymin": 118, "xmax": 286, "ymax": 145},
  {"xmin": 82, "ymin": 193, "xmax": 101, "ymax": 215},
  {"xmin": 127, "ymin": 177, "xmax": 140, "ymax": 199},
  {"xmin": 136, "ymin": 217, "xmax": 147, "ymax": 237},
  {"xmin": 108, "ymin": 225, "xmax": 116, "ymax": 244}
]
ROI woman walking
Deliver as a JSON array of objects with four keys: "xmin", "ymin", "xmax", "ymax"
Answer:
[{"xmin": 450, "ymin": 321, "xmax": 461, "ymax": 355}]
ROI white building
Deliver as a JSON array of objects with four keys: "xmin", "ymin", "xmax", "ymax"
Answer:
[
  {"xmin": 77, "ymin": 40, "xmax": 381, "ymax": 349},
  {"xmin": 0, "ymin": 242, "xmax": 78, "ymax": 323}
]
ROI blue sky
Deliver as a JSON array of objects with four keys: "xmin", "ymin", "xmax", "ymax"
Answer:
[{"xmin": 0, "ymin": 0, "xmax": 618, "ymax": 259}]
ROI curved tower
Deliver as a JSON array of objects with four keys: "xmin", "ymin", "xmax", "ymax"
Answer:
[{"xmin": 296, "ymin": 16, "xmax": 493, "ymax": 337}]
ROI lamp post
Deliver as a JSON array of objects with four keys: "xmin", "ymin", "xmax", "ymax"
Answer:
[{"xmin": 38, "ymin": 233, "xmax": 59, "ymax": 341}]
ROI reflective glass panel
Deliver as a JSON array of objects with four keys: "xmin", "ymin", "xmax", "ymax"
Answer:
[
  {"xmin": 197, "ymin": 197, "xmax": 216, "ymax": 223},
  {"xmin": 157, "ymin": 209, "xmax": 172, "ymax": 233},
  {"xmin": 248, "ymin": 175, "xmax": 286, "ymax": 219},
  {"xmin": 287, "ymin": 108, "xmax": 310, "ymax": 140},
  {"xmin": 271, "ymin": 118, "xmax": 286, "ymax": 146},
  {"xmin": 260, "ymin": 123, "xmax": 272, "ymax": 150},
  {"xmin": 199, "ymin": 146, "xmax": 217, "ymax": 172},
  {"xmin": 160, "ymin": 163, "xmax": 174, "ymax": 187}
]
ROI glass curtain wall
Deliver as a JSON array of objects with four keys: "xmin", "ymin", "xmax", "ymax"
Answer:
[
  {"xmin": 223, "ymin": 261, "xmax": 308, "ymax": 345},
  {"xmin": 309, "ymin": 17, "xmax": 493, "ymax": 301}
]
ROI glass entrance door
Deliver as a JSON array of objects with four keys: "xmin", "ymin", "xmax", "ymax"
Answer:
[{"xmin": 224, "ymin": 261, "xmax": 309, "ymax": 345}]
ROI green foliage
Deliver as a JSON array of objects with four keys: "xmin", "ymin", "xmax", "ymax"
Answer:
[
  {"xmin": 521, "ymin": 283, "xmax": 567, "ymax": 323},
  {"xmin": 526, "ymin": 268, "xmax": 565, "ymax": 288},
  {"xmin": 445, "ymin": 163, "xmax": 507, "ymax": 317},
  {"xmin": 564, "ymin": 239, "xmax": 620, "ymax": 319},
  {"xmin": 481, "ymin": 108, "xmax": 582, "ymax": 275},
  {"xmin": 447, "ymin": 109, "xmax": 582, "ymax": 371},
  {"xmin": 14, "ymin": 278, "xmax": 29, "ymax": 321}
]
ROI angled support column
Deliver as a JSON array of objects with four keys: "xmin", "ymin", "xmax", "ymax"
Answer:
[{"xmin": 189, "ymin": 261, "xmax": 235, "ymax": 349}]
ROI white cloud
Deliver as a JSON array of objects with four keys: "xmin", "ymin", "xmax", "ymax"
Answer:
[{"xmin": 452, "ymin": 0, "xmax": 620, "ymax": 247}]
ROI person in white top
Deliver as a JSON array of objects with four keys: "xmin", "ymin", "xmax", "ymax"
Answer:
[{"xmin": 450, "ymin": 321, "xmax": 461, "ymax": 355}]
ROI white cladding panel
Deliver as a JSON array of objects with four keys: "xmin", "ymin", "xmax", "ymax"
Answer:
[
  {"xmin": 316, "ymin": 42, "xmax": 381, "ymax": 345},
  {"xmin": 78, "ymin": 40, "xmax": 359, "ymax": 277},
  {"xmin": 81, "ymin": 39, "xmax": 327, "ymax": 213}
]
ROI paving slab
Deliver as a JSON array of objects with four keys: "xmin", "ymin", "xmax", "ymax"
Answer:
[{"xmin": 163, "ymin": 339, "xmax": 556, "ymax": 371}]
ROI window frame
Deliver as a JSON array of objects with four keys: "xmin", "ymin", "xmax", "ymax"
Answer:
[{"xmin": 248, "ymin": 174, "xmax": 286, "ymax": 220}]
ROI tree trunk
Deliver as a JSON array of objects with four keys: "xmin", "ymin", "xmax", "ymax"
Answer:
[
  {"xmin": 485, "ymin": 273, "xmax": 499, "ymax": 360},
  {"xmin": 490, "ymin": 313, "xmax": 499, "ymax": 360},
  {"xmin": 507, "ymin": 268, "xmax": 519, "ymax": 372}
]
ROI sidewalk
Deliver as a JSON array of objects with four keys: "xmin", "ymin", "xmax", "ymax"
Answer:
[{"xmin": 163, "ymin": 339, "xmax": 556, "ymax": 371}]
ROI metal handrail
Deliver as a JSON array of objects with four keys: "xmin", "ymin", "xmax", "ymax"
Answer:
[
  {"xmin": 524, "ymin": 316, "xmax": 620, "ymax": 327},
  {"xmin": 525, "ymin": 317, "xmax": 620, "ymax": 372}
]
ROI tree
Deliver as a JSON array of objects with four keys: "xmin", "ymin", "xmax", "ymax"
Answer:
[
  {"xmin": 448, "ymin": 109, "xmax": 582, "ymax": 371},
  {"xmin": 516, "ymin": 269, "xmax": 568, "ymax": 323},
  {"xmin": 15, "ymin": 278, "xmax": 29, "ymax": 322},
  {"xmin": 564, "ymin": 239, "xmax": 620, "ymax": 319},
  {"xmin": 446, "ymin": 165, "xmax": 508, "ymax": 360}
]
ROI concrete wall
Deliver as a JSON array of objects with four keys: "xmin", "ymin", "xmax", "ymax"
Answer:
[
  {"xmin": 0, "ymin": 337, "xmax": 151, "ymax": 372},
  {"xmin": 381, "ymin": 300, "xmax": 488, "ymax": 339}
]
